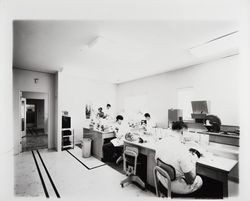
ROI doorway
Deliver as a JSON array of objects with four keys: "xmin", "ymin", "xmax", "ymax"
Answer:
[{"xmin": 20, "ymin": 93, "xmax": 48, "ymax": 152}]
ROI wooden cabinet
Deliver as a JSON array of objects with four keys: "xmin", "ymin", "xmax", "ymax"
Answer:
[
  {"xmin": 83, "ymin": 128, "xmax": 115, "ymax": 160},
  {"xmin": 209, "ymin": 134, "xmax": 239, "ymax": 146}
]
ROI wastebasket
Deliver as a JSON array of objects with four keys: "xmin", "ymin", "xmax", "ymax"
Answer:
[{"xmin": 82, "ymin": 138, "xmax": 92, "ymax": 158}]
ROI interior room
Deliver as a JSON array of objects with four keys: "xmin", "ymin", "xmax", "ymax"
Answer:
[
  {"xmin": 22, "ymin": 97, "xmax": 47, "ymax": 151},
  {"xmin": 1, "ymin": 1, "xmax": 250, "ymax": 201}
]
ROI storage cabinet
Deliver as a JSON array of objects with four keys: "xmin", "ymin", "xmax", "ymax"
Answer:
[
  {"xmin": 61, "ymin": 114, "xmax": 74, "ymax": 150},
  {"xmin": 62, "ymin": 128, "xmax": 74, "ymax": 150},
  {"xmin": 83, "ymin": 128, "xmax": 115, "ymax": 160}
]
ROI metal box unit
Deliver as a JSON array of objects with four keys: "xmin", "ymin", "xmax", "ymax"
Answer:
[{"xmin": 168, "ymin": 109, "xmax": 183, "ymax": 122}]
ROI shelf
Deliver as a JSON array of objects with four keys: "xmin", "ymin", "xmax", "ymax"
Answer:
[
  {"xmin": 62, "ymin": 140, "xmax": 72, "ymax": 144},
  {"xmin": 62, "ymin": 135, "xmax": 72, "ymax": 137},
  {"xmin": 62, "ymin": 144, "xmax": 73, "ymax": 148},
  {"xmin": 61, "ymin": 130, "xmax": 74, "ymax": 149},
  {"xmin": 62, "ymin": 145, "xmax": 74, "ymax": 150},
  {"xmin": 61, "ymin": 115, "xmax": 74, "ymax": 150}
]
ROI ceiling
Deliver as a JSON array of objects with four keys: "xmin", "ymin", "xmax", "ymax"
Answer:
[{"xmin": 13, "ymin": 20, "xmax": 238, "ymax": 83}]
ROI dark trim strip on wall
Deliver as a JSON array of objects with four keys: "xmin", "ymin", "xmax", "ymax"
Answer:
[{"xmin": 31, "ymin": 150, "xmax": 49, "ymax": 198}]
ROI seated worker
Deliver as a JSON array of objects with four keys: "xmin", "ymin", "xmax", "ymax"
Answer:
[
  {"xmin": 171, "ymin": 121, "xmax": 202, "ymax": 145},
  {"xmin": 103, "ymin": 103, "xmax": 113, "ymax": 121},
  {"xmin": 102, "ymin": 115, "xmax": 128, "ymax": 162},
  {"xmin": 96, "ymin": 107, "xmax": 105, "ymax": 119},
  {"xmin": 141, "ymin": 113, "xmax": 156, "ymax": 134},
  {"xmin": 155, "ymin": 121, "xmax": 203, "ymax": 196},
  {"xmin": 170, "ymin": 121, "xmax": 188, "ymax": 142}
]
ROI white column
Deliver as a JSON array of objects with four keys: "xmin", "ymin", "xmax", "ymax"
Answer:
[{"xmin": 0, "ymin": 3, "xmax": 14, "ymax": 198}]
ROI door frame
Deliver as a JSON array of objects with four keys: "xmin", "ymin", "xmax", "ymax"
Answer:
[
  {"xmin": 20, "ymin": 97, "xmax": 26, "ymax": 137},
  {"xmin": 18, "ymin": 90, "xmax": 50, "ymax": 153}
]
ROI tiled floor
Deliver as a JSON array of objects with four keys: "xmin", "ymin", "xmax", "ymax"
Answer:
[
  {"xmin": 22, "ymin": 135, "xmax": 48, "ymax": 152},
  {"xmin": 228, "ymin": 180, "xmax": 239, "ymax": 197},
  {"xmin": 14, "ymin": 151, "xmax": 44, "ymax": 197},
  {"xmin": 14, "ymin": 147, "xmax": 154, "ymax": 199},
  {"xmin": 14, "ymin": 147, "xmax": 239, "ymax": 199}
]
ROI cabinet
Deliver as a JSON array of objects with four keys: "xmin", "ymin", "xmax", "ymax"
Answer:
[
  {"xmin": 62, "ymin": 128, "xmax": 74, "ymax": 150},
  {"xmin": 83, "ymin": 128, "xmax": 115, "ymax": 160}
]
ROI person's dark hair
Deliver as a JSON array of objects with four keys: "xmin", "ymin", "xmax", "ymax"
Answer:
[
  {"xmin": 144, "ymin": 113, "xmax": 151, "ymax": 118},
  {"xmin": 116, "ymin": 115, "xmax": 124, "ymax": 121},
  {"xmin": 189, "ymin": 148, "xmax": 201, "ymax": 158},
  {"xmin": 98, "ymin": 107, "xmax": 102, "ymax": 111},
  {"xmin": 172, "ymin": 121, "xmax": 187, "ymax": 131},
  {"xmin": 107, "ymin": 104, "xmax": 111, "ymax": 107}
]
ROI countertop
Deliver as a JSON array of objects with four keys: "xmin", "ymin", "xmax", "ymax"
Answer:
[{"xmin": 188, "ymin": 130, "xmax": 239, "ymax": 139}]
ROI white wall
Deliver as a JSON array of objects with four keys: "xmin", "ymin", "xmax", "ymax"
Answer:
[
  {"xmin": 0, "ymin": 12, "xmax": 13, "ymax": 197},
  {"xmin": 58, "ymin": 72, "xmax": 117, "ymax": 144},
  {"xmin": 117, "ymin": 55, "xmax": 239, "ymax": 127},
  {"xmin": 13, "ymin": 69, "xmax": 56, "ymax": 154}
]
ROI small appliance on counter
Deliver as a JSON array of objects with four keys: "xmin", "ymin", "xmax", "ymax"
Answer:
[
  {"xmin": 191, "ymin": 100, "xmax": 210, "ymax": 123},
  {"xmin": 204, "ymin": 114, "xmax": 221, "ymax": 133},
  {"xmin": 168, "ymin": 108, "xmax": 183, "ymax": 128}
]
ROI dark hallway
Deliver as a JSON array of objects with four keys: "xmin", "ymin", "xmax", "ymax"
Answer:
[{"xmin": 22, "ymin": 99, "xmax": 48, "ymax": 152}]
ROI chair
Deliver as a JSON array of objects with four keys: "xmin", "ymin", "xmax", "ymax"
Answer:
[
  {"xmin": 153, "ymin": 158, "xmax": 176, "ymax": 198},
  {"xmin": 120, "ymin": 146, "xmax": 145, "ymax": 189},
  {"xmin": 116, "ymin": 155, "xmax": 123, "ymax": 164}
]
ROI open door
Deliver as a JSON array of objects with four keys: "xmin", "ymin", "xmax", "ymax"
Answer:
[
  {"xmin": 19, "ymin": 91, "xmax": 49, "ymax": 152},
  {"xmin": 20, "ymin": 97, "xmax": 26, "ymax": 151}
]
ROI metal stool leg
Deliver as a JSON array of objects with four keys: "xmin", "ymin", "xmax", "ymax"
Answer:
[
  {"xmin": 131, "ymin": 175, "xmax": 145, "ymax": 189},
  {"xmin": 120, "ymin": 176, "xmax": 132, "ymax": 187}
]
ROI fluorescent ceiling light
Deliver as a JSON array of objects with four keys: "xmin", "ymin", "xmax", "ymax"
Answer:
[{"xmin": 189, "ymin": 31, "xmax": 239, "ymax": 58}]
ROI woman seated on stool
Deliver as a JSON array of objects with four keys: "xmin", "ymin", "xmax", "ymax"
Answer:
[
  {"xmin": 155, "ymin": 121, "xmax": 203, "ymax": 196},
  {"xmin": 102, "ymin": 115, "xmax": 128, "ymax": 162}
]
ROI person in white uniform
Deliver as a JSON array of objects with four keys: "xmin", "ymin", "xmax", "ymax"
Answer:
[
  {"xmin": 102, "ymin": 115, "xmax": 128, "ymax": 162},
  {"xmin": 142, "ymin": 113, "xmax": 156, "ymax": 134},
  {"xmin": 155, "ymin": 121, "xmax": 203, "ymax": 196},
  {"xmin": 104, "ymin": 103, "xmax": 113, "ymax": 121}
]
